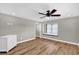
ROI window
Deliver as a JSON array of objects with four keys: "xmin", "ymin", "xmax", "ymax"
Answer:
[
  {"xmin": 51, "ymin": 24, "xmax": 58, "ymax": 35},
  {"xmin": 44, "ymin": 23, "xmax": 58, "ymax": 36},
  {"xmin": 47, "ymin": 24, "xmax": 52, "ymax": 33}
]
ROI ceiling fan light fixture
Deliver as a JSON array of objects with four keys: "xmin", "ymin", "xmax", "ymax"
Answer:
[
  {"xmin": 38, "ymin": 9, "xmax": 61, "ymax": 19},
  {"xmin": 46, "ymin": 17, "xmax": 50, "ymax": 20}
]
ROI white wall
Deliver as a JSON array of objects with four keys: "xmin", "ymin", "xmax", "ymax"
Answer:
[
  {"xmin": 0, "ymin": 13, "xmax": 36, "ymax": 42},
  {"xmin": 76, "ymin": 17, "xmax": 79, "ymax": 43},
  {"xmin": 37, "ymin": 16, "xmax": 79, "ymax": 44},
  {"xmin": 58, "ymin": 17, "xmax": 77, "ymax": 43},
  {"xmin": 36, "ymin": 23, "xmax": 41, "ymax": 37}
]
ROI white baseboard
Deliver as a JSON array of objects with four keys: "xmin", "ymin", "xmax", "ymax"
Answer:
[
  {"xmin": 42, "ymin": 37, "xmax": 79, "ymax": 46},
  {"xmin": 17, "ymin": 38, "xmax": 36, "ymax": 44},
  {"xmin": 17, "ymin": 37, "xmax": 79, "ymax": 46}
]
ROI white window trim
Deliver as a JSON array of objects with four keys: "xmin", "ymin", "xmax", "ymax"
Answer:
[{"xmin": 43, "ymin": 23, "xmax": 58, "ymax": 36}]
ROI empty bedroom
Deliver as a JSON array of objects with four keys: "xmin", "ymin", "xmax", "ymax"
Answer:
[{"xmin": 0, "ymin": 3, "xmax": 79, "ymax": 55}]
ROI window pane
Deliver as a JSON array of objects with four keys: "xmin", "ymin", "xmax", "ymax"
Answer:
[
  {"xmin": 47, "ymin": 24, "xmax": 51, "ymax": 33},
  {"xmin": 52, "ymin": 24, "xmax": 58, "ymax": 35}
]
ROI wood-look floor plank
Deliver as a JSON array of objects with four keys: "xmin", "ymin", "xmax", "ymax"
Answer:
[{"xmin": 0, "ymin": 38, "xmax": 79, "ymax": 55}]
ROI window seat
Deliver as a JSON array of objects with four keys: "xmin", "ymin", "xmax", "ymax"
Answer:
[{"xmin": 43, "ymin": 33, "xmax": 58, "ymax": 36}]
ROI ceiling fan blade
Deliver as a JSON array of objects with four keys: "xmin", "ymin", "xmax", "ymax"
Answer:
[
  {"xmin": 38, "ymin": 12, "xmax": 46, "ymax": 15},
  {"xmin": 50, "ymin": 9, "xmax": 57, "ymax": 15},
  {"xmin": 40, "ymin": 16, "xmax": 46, "ymax": 18},
  {"xmin": 51, "ymin": 14, "xmax": 61, "ymax": 16}
]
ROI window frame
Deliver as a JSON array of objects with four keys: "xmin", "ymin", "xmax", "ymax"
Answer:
[{"xmin": 43, "ymin": 23, "xmax": 58, "ymax": 36}]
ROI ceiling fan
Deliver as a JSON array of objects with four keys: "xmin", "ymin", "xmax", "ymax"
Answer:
[{"xmin": 38, "ymin": 9, "xmax": 61, "ymax": 18}]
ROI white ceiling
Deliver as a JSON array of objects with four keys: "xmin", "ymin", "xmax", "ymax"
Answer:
[{"xmin": 0, "ymin": 3, "xmax": 79, "ymax": 22}]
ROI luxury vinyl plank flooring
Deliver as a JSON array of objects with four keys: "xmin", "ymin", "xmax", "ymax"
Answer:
[{"xmin": 0, "ymin": 38, "xmax": 79, "ymax": 55}]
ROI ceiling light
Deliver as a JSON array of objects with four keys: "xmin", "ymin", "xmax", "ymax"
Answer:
[{"xmin": 46, "ymin": 17, "xmax": 50, "ymax": 20}]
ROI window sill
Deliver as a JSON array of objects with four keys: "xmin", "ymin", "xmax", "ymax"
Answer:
[{"xmin": 43, "ymin": 33, "xmax": 58, "ymax": 37}]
